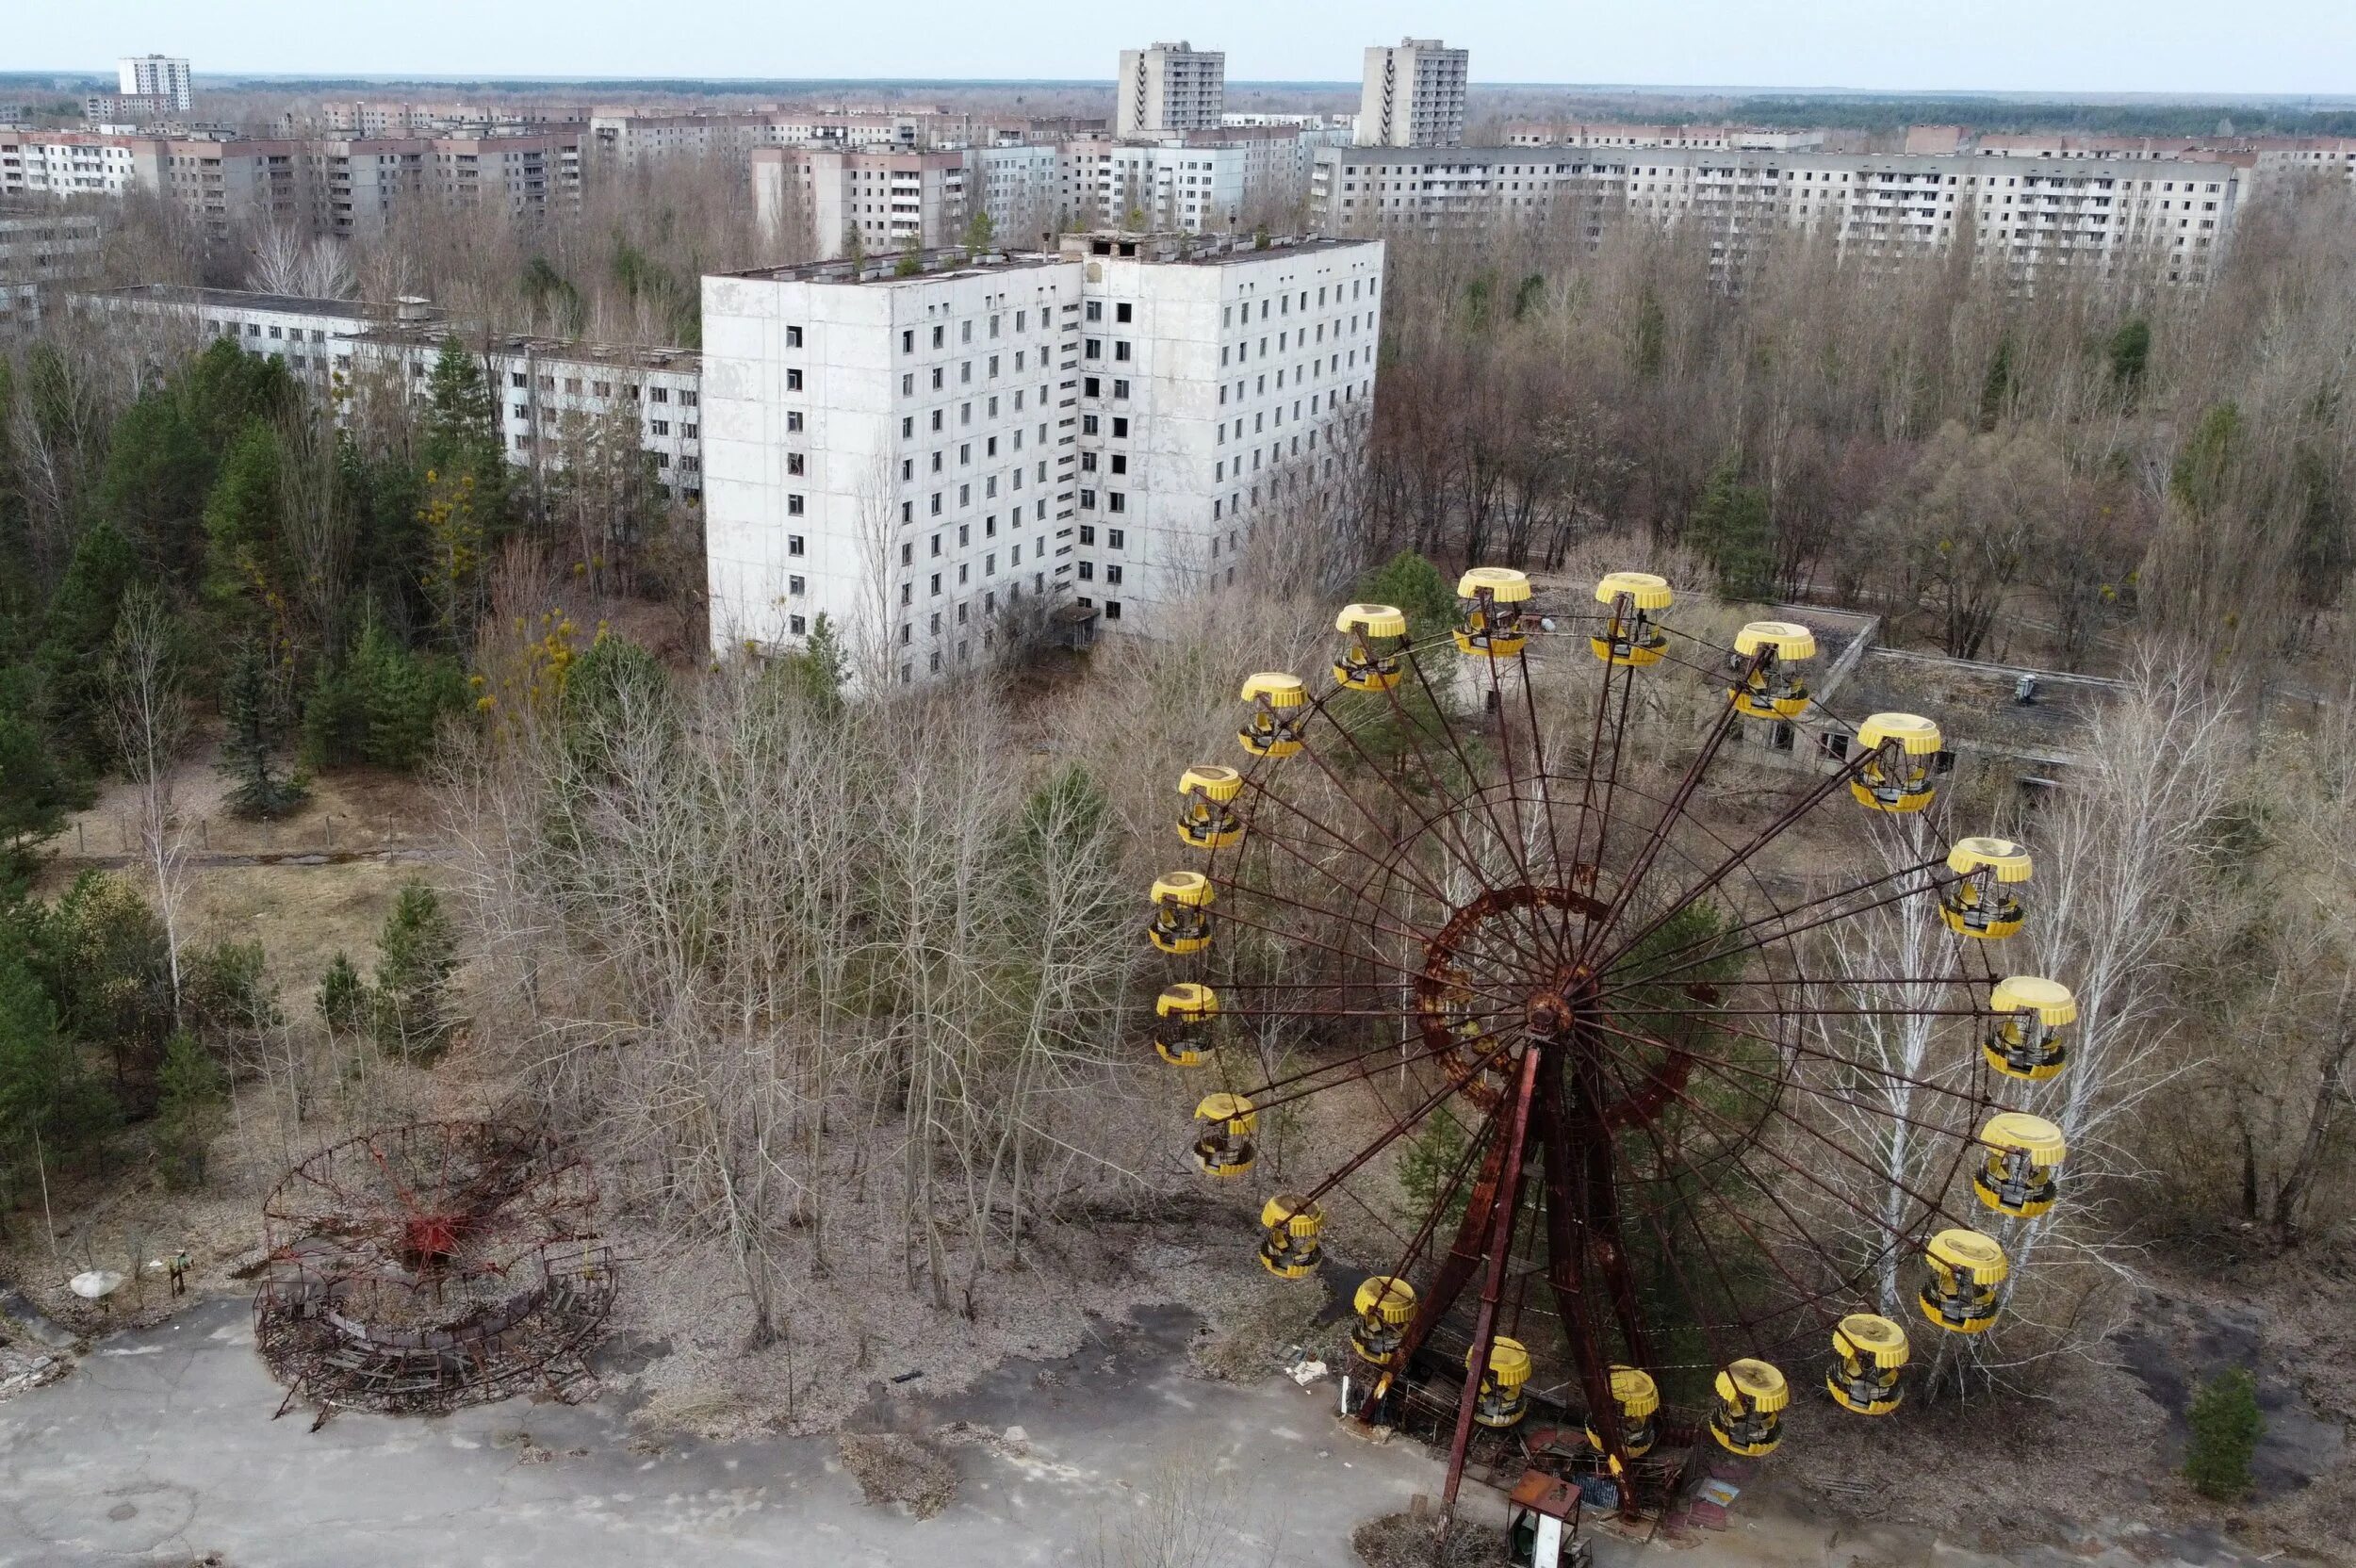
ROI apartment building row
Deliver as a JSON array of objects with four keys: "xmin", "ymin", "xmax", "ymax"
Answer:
[
  {"xmin": 700, "ymin": 230, "xmax": 1385, "ymax": 679},
  {"xmin": 0, "ymin": 128, "xmax": 582, "ymax": 240},
  {"xmin": 1309, "ymin": 145, "xmax": 2244, "ymax": 286},
  {"xmin": 82, "ymin": 285, "xmax": 706, "ymax": 497}
]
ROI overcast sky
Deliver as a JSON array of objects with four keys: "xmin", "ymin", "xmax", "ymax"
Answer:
[{"xmin": 11, "ymin": 0, "xmax": 2353, "ymax": 96}]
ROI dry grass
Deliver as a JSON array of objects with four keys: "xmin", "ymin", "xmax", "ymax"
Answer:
[{"xmin": 1351, "ymin": 1511, "xmax": 1507, "ymax": 1568}]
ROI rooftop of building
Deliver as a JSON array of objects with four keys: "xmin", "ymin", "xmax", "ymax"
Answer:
[
  {"xmin": 100, "ymin": 283, "xmax": 380, "ymax": 319},
  {"xmin": 721, "ymin": 230, "xmax": 1373, "ymax": 287},
  {"xmin": 85, "ymin": 285, "xmax": 697, "ymax": 370}
]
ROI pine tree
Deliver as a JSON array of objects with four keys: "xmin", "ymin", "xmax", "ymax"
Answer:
[
  {"xmin": 200, "ymin": 418, "xmax": 287, "ymax": 625},
  {"xmin": 2184, "ymin": 1366, "xmax": 2264, "ymax": 1501},
  {"xmin": 0, "ymin": 936, "xmax": 114, "ymax": 1210},
  {"xmin": 1358, "ymin": 550, "xmax": 1456, "ymax": 643},
  {"xmin": 220, "ymin": 640, "xmax": 304, "ymax": 819},
  {"xmin": 316, "ymin": 951, "xmax": 370, "ymax": 1038},
  {"xmin": 153, "ymin": 1028, "xmax": 224, "ymax": 1190},
  {"xmin": 372, "ymin": 882, "xmax": 458, "ymax": 1061}
]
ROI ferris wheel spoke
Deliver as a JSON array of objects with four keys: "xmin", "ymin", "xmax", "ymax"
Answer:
[
  {"xmin": 1389, "ymin": 643, "xmax": 1558, "ymax": 902},
  {"xmin": 1574, "ymin": 682, "xmax": 1754, "ymax": 970},
  {"xmin": 1284, "ymin": 1037, "xmax": 1518, "ymax": 1217},
  {"xmin": 1580, "ymin": 759, "xmax": 1891, "ymax": 984},
  {"xmin": 1207, "ymin": 845, "xmax": 1441, "ymax": 958},
  {"xmin": 1236, "ymin": 770, "xmax": 1459, "ymax": 913},
  {"xmin": 1595, "ymin": 874, "xmax": 1961, "ymax": 1000},
  {"xmin": 1218, "ymin": 1013, "xmax": 1518, "ymax": 1107},
  {"xmin": 1304, "ymin": 661, "xmax": 1529, "ymax": 895},
  {"xmin": 1585, "ymin": 1007, "xmax": 1989, "ymax": 1128},
  {"xmin": 1582, "ymin": 1038, "xmax": 1845, "ymax": 1341},
  {"xmin": 1210, "ymin": 900, "xmax": 1560, "ymax": 996},
  {"xmin": 1573, "ymin": 653, "xmax": 1642, "ymax": 933},
  {"xmin": 1593, "ymin": 854, "xmax": 1948, "ymax": 993},
  {"xmin": 1582, "ymin": 1017, "xmax": 1989, "ymax": 1239}
]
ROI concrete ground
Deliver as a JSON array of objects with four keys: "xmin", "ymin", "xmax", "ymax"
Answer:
[
  {"xmin": 0, "ymin": 1297, "xmax": 2299, "ymax": 1568},
  {"xmin": 0, "ymin": 1297, "xmax": 1490, "ymax": 1567}
]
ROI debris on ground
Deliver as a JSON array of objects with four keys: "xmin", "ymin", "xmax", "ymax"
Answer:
[
  {"xmin": 0, "ymin": 1345, "xmax": 70, "ymax": 1399},
  {"xmin": 839, "ymin": 1431, "xmax": 960, "ymax": 1519},
  {"xmin": 1290, "ymin": 1357, "xmax": 1331, "ymax": 1386},
  {"xmin": 1188, "ymin": 1277, "xmax": 1340, "ymax": 1381},
  {"xmin": 1351, "ymin": 1509, "xmax": 1510, "ymax": 1568}
]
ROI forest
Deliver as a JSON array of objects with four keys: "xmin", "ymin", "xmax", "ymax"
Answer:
[{"xmin": 1, "ymin": 157, "xmax": 2354, "ymax": 1547}]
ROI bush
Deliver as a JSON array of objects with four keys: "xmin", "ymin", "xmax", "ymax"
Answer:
[{"xmin": 2184, "ymin": 1365, "xmax": 2264, "ymax": 1500}]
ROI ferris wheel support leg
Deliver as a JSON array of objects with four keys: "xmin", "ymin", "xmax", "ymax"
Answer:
[
  {"xmin": 1352, "ymin": 1119, "xmax": 1509, "ymax": 1429},
  {"xmin": 1535, "ymin": 1068, "xmax": 1648, "ymax": 1523},
  {"xmin": 1439, "ymin": 1044, "xmax": 1546, "ymax": 1526}
]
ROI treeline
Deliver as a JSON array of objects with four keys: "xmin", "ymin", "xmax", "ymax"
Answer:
[{"xmin": 1364, "ymin": 179, "xmax": 2356, "ymax": 673}]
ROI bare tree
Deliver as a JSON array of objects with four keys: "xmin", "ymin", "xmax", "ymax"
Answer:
[{"xmin": 104, "ymin": 585, "xmax": 194, "ymax": 1018}]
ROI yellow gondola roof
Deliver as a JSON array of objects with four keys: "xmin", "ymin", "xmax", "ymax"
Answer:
[
  {"xmin": 1717, "ymin": 1358, "xmax": 1789, "ymax": 1411},
  {"xmin": 1858, "ymin": 712, "xmax": 1943, "ymax": 755},
  {"xmin": 1156, "ymin": 982, "xmax": 1219, "ymax": 1018},
  {"xmin": 1927, "ymin": 1228, "xmax": 2009, "ymax": 1284},
  {"xmin": 1991, "ymin": 975, "xmax": 2076, "ymax": 1025},
  {"xmin": 1152, "ymin": 871, "xmax": 1214, "ymax": 906},
  {"xmin": 1734, "ymin": 619, "xmax": 1816, "ymax": 660},
  {"xmin": 1948, "ymin": 836, "xmax": 2033, "ymax": 882},
  {"xmin": 1334, "ymin": 602, "xmax": 1409, "ymax": 637},
  {"xmin": 1195, "ymin": 1092, "xmax": 1255, "ymax": 1129},
  {"xmin": 1179, "ymin": 764, "xmax": 1244, "ymax": 800},
  {"xmin": 1608, "ymin": 1364, "xmax": 1661, "ymax": 1416},
  {"xmin": 1458, "ymin": 566, "xmax": 1533, "ymax": 603},
  {"xmin": 1833, "ymin": 1313, "xmax": 1911, "ymax": 1368},
  {"xmin": 1595, "ymin": 570, "xmax": 1673, "ymax": 610},
  {"xmin": 1980, "ymin": 1110, "xmax": 2067, "ymax": 1165},
  {"xmin": 1240, "ymin": 672, "xmax": 1307, "ymax": 707}
]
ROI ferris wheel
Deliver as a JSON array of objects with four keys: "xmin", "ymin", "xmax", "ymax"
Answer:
[{"xmin": 1144, "ymin": 568, "xmax": 2079, "ymax": 1521}]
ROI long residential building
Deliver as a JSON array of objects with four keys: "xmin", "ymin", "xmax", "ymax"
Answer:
[
  {"xmin": 699, "ymin": 230, "xmax": 1383, "ymax": 678},
  {"xmin": 1310, "ymin": 144, "xmax": 2245, "ymax": 286},
  {"xmin": 2, "ymin": 128, "xmax": 582, "ymax": 241},
  {"xmin": 79, "ymin": 285, "xmax": 705, "ymax": 498}
]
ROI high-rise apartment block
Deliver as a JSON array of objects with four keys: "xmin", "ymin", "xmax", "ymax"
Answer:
[
  {"xmin": 119, "ymin": 56, "xmax": 192, "ymax": 113},
  {"xmin": 700, "ymin": 231, "xmax": 1383, "ymax": 679},
  {"xmin": 1357, "ymin": 40, "xmax": 1467, "ymax": 148},
  {"xmin": 752, "ymin": 147, "xmax": 972, "ymax": 260},
  {"xmin": 1117, "ymin": 44, "xmax": 1226, "ymax": 136}
]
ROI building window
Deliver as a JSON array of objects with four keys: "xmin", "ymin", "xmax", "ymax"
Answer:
[
  {"xmin": 1114, "ymin": 341, "xmax": 1132, "ymax": 361},
  {"xmin": 1105, "ymin": 565, "xmax": 1123, "ymax": 585},
  {"xmin": 787, "ymin": 495, "xmax": 806, "ymax": 515},
  {"xmin": 649, "ymin": 385, "xmax": 669, "ymax": 403},
  {"xmin": 1078, "ymin": 525, "xmax": 1096, "ymax": 545},
  {"xmin": 1107, "ymin": 492, "xmax": 1127, "ymax": 513},
  {"xmin": 786, "ymin": 368, "xmax": 803, "ymax": 390},
  {"xmin": 1084, "ymin": 377, "xmax": 1101, "ymax": 397},
  {"xmin": 788, "ymin": 534, "xmax": 806, "ymax": 557},
  {"xmin": 787, "ymin": 452, "xmax": 805, "ymax": 476},
  {"xmin": 1107, "ymin": 529, "xmax": 1125, "ymax": 549},
  {"xmin": 1116, "ymin": 302, "xmax": 1132, "ymax": 323},
  {"xmin": 789, "ymin": 411, "xmax": 805, "ymax": 432},
  {"xmin": 786, "ymin": 326, "xmax": 803, "ymax": 348},
  {"xmin": 788, "ymin": 576, "xmax": 806, "ymax": 596},
  {"xmin": 1077, "ymin": 562, "xmax": 1094, "ymax": 581},
  {"xmin": 790, "ymin": 614, "xmax": 807, "ymax": 634},
  {"xmin": 1104, "ymin": 600, "xmax": 1122, "ymax": 621}
]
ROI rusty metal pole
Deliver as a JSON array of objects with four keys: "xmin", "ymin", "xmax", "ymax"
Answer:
[{"xmin": 1441, "ymin": 1039, "xmax": 1546, "ymax": 1519}]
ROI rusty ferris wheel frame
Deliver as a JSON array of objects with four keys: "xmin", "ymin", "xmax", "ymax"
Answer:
[{"xmin": 1151, "ymin": 574, "xmax": 2070, "ymax": 1523}]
